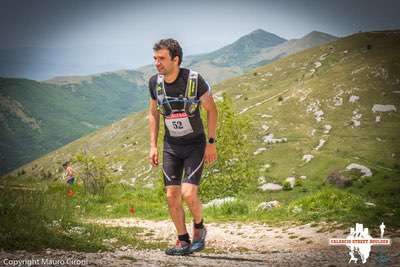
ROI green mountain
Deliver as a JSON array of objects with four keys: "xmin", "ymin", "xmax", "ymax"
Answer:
[
  {"xmin": 187, "ymin": 29, "xmax": 287, "ymax": 67},
  {"xmin": 0, "ymin": 70, "xmax": 147, "ymax": 174},
  {"xmin": 245, "ymin": 31, "xmax": 337, "ymax": 69},
  {"xmin": 0, "ymin": 29, "xmax": 337, "ymax": 175},
  {"xmin": 138, "ymin": 30, "xmax": 336, "ymax": 84},
  {"xmin": 10, "ymin": 29, "xmax": 399, "ymax": 201}
]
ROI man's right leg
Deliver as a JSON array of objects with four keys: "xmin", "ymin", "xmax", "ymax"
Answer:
[
  {"xmin": 164, "ymin": 187, "xmax": 192, "ymax": 255},
  {"xmin": 166, "ymin": 185, "xmax": 187, "ymax": 235},
  {"xmin": 163, "ymin": 143, "xmax": 191, "ymax": 255}
]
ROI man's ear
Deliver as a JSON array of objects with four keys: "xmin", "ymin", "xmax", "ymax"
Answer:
[{"xmin": 172, "ymin": 56, "xmax": 179, "ymax": 65}]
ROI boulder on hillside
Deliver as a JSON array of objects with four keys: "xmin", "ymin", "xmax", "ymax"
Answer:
[
  {"xmin": 203, "ymin": 197, "xmax": 236, "ymax": 208},
  {"xmin": 345, "ymin": 163, "xmax": 372, "ymax": 177},
  {"xmin": 285, "ymin": 176, "xmax": 296, "ymax": 188},
  {"xmin": 258, "ymin": 183, "xmax": 283, "ymax": 191},
  {"xmin": 257, "ymin": 200, "xmax": 280, "ymax": 211}
]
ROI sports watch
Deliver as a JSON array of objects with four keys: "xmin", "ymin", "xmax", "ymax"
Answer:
[{"xmin": 208, "ymin": 138, "xmax": 216, "ymax": 144}]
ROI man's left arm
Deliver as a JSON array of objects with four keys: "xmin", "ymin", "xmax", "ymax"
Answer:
[{"xmin": 200, "ymin": 92, "xmax": 218, "ymax": 165}]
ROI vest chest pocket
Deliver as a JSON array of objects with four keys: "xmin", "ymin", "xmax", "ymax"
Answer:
[{"xmin": 165, "ymin": 113, "xmax": 194, "ymax": 137}]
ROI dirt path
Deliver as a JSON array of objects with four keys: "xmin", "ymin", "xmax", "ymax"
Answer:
[
  {"xmin": 1, "ymin": 218, "xmax": 399, "ymax": 266},
  {"xmin": 87, "ymin": 218, "xmax": 346, "ymax": 252}
]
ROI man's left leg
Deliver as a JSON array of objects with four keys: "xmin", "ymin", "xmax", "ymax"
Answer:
[
  {"xmin": 182, "ymin": 183, "xmax": 207, "ymax": 252},
  {"xmin": 181, "ymin": 142, "xmax": 205, "ymax": 224},
  {"xmin": 181, "ymin": 183, "xmax": 202, "ymax": 224}
]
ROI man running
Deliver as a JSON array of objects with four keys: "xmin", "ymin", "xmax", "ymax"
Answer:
[
  {"xmin": 148, "ymin": 39, "xmax": 218, "ymax": 256},
  {"xmin": 63, "ymin": 161, "xmax": 75, "ymax": 185},
  {"xmin": 63, "ymin": 161, "xmax": 75, "ymax": 197}
]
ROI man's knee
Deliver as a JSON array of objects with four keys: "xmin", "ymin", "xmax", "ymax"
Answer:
[
  {"xmin": 181, "ymin": 185, "xmax": 198, "ymax": 205},
  {"xmin": 166, "ymin": 186, "xmax": 181, "ymax": 203}
]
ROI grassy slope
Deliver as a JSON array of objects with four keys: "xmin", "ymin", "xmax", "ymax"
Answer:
[
  {"xmin": 0, "ymin": 72, "xmax": 147, "ymax": 174},
  {"xmin": 219, "ymin": 31, "xmax": 400, "ymax": 174},
  {"xmin": 0, "ymin": 180, "xmax": 167, "ymax": 251},
  {"xmin": 4, "ymin": 31, "xmax": 400, "ymax": 228},
  {"xmin": 211, "ymin": 31, "xmax": 400, "ymax": 226}
]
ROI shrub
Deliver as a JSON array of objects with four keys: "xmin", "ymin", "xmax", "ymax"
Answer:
[
  {"xmin": 295, "ymin": 179, "xmax": 303, "ymax": 187},
  {"xmin": 74, "ymin": 151, "xmax": 112, "ymax": 195},
  {"xmin": 326, "ymin": 170, "xmax": 352, "ymax": 188},
  {"xmin": 200, "ymin": 94, "xmax": 257, "ymax": 201},
  {"xmin": 283, "ymin": 181, "xmax": 292, "ymax": 191}
]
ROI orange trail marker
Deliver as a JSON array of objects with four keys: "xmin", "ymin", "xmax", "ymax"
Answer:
[{"xmin": 129, "ymin": 207, "xmax": 135, "ymax": 215}]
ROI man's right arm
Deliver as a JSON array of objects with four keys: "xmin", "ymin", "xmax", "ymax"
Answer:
[
  {"xmin": 148, "ymin": 99, "xmax": 160, "ymax": 166},
  {"xmin": 67, "ymin": 166, "xmax": 73, "ymax": 177}
]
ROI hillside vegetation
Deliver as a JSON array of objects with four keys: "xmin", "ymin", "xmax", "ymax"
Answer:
[
  {"xmin": 3, "ymin": 31, "xmax": 400, "ymax": 231},
  {"xmin": 0, "ymin": 30, "xmax": 335, "ymax": 175}
]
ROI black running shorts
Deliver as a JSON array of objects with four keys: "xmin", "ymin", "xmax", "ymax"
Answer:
[{"xmin": 162, "ymin": 141, "xmax": 206, "ymax": 186}]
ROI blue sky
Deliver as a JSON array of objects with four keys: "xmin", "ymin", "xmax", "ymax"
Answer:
[{"xmin": 1, "ymin": 0, "xmax": 399, "ymax": 78}]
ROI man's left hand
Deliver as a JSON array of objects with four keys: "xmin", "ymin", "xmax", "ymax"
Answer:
[{"xmin": 204, "ymin": 143, "xmax": 217, "ymax": 166}]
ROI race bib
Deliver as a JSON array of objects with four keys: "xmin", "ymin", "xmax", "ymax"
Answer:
[{"xmin": 165, "ymin": 113, "xmax": 193, "ymax": 137}]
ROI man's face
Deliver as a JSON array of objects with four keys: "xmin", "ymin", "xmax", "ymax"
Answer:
[{"xmin": 153, "ymin": 48, "xmax": 178, "ymax": 75}]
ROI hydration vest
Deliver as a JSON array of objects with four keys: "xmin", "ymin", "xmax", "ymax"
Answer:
[{"xmin": 155, "ymin": 69, "xmax": 200, "ymax": 116}]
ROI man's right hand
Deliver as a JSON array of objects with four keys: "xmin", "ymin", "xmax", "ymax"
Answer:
[{"xmin": 149, "ymin": 146, "xmax": 159, "ymax": 167}]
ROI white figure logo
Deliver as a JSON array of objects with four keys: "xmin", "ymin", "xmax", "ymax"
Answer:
[
  {"xmin": 380, "ymin": 222, "xmax": 385, "ymax": 238},
  {"xmin": 329, "ymin": 222, "xmax": 391, "ymax": 264}
]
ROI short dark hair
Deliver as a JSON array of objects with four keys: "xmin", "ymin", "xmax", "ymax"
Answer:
[
  {"xmin": 153, "ymin": 38, "xmax": 183, "ymax": 65},
  {"xmin": 63, "ymin": 162, "xmax": 69, "ymax": 167}
]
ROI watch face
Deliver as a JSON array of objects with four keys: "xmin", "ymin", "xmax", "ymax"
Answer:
[{"xmin": 208, "ymin": 138, "xmax": 215, "ymax": 144}]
